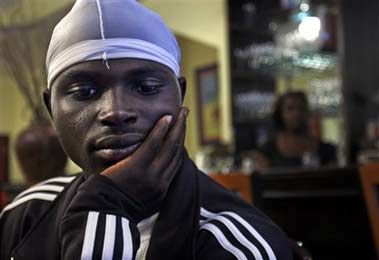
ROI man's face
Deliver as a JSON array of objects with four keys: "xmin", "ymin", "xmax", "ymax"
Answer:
[{"xmin": 48, "ymin": 58, "xmax": 183, "ymax": 174}]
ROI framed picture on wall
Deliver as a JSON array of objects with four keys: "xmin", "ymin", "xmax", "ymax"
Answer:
[
  {"xmin": 196, "ymin": 64, "xmax": 221, "ymax": 145},
  {"xmin": 0, "ymin": 135, "xmax": 9, "ymax": 183}
]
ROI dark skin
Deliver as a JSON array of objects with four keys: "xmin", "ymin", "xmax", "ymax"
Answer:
[
  {"xmin": 278, "ymin": 95, "xmax": 315, "ymax": 157},
  {"xmin": 44, "ymin": 58, "xmax": 188, "ymax": 209},
  {"xmin": 281, "ymin": 96, "xmax": 309, "ymax": 134}
]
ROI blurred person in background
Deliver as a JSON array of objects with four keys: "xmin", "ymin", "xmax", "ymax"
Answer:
[{"xmin": 256, "ymin": 91, "xmax": 337, "ymax": 169}]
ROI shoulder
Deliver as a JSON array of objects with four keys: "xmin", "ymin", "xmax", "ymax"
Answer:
[
  {"xmin": 0, "ymin": 175, "xmax": 78, "ymax": 219},
  {"xmin": 0, "ymin": 175, "xmax": 81, "ymax": 259},
  {"xmin": 257, "ymin": 137, "xmax": 278, "ymax": 161},
  {"xmin": 198, "ymin": 174, "xmax": 292, "ymax": 259}
]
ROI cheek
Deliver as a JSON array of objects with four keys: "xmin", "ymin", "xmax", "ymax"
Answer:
[
  {"xmin": 51, "ymin": 100, "xmax": 92, "ymax": 163},
  {"xmin": 52, "ymin": 100, "xmax": 86, "ymax": 136},
  {"xmin": 143, "ymin": 103, "xmax": 180, "ymax": 127},
  {"xmin": 143, "ymin": 90, "xmax": 182, "ymax": 121}
]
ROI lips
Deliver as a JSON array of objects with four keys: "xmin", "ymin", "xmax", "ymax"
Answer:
[{"xmin": 93, "ymin": 134, "xmax": 144, "ymax": 162}]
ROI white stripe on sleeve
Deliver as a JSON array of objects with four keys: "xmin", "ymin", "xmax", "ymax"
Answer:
[
  {"xmin": 200, "ymin": 223, "xmax": 248, "ymax": 260},
  {"xmin": 223, "ymin": 211, "xmax": 277, "ymax": 260},
  {"xmin": 0, "ymin": 193, "xmax": 57, "ymax": 218},
  {"xmin": 201, "ymin": 208, "xmax": 277, "ymax": 260},
  {"xmin": 121, "ymin": 217, "xmax": 133, "ymax": 260},
  {"xmin": 102, "ymin": 214, "xmax": 116, "ymax": 260},
  {"xmin": 14, "ymin": 185, "xmax": 64, "ymax": 200},
  {"xmin": 81, "ymin": 211, "xmax": 99, "ymax": 260},
  {"xmin": 37, "ymin": 176, "xmax": 76, "ymax": 186},
  {"xmin": 200, "ymin": 212, "xmax": 264, "ymax": 260}
]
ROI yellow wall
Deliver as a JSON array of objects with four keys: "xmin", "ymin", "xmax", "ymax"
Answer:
[
  {"xmin": 177, "ymin": 35, "xmax": 218, "ymax": 158},
  {"xmin": 0, "ymin": 0, "xmax": 73, "ymax": 25},
  {"xmin": 143, "ymin": 0, "xmax": 232, "ymax": 144}
]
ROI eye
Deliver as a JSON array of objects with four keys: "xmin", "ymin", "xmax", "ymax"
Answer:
[
  {"xmin": 137, "ymin": 85, "xmax": 158, "ymax": 95},
  {"xmin": 67, "ymin": 83, "xmax": 99, "ymax": 100},
  {"xmin": 135, "ymin": 79, "xmax": 163, "ymax": 95}
]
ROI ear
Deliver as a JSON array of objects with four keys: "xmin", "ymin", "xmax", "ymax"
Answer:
[
  {"xmin": 178, "ymin": 77, "xmax": 186, "ymax": 102},
  {"xmin": 43, "ymin": 89, "xmax": 53, "ymax": 118}
]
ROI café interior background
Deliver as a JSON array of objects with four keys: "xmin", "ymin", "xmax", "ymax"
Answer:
[{"xmin": 0, "ymin": 0, "xmax": 378, "ymax": 183}]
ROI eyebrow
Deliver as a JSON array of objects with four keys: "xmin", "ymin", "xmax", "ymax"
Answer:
[{"xmin": 51, "ymin": 70, "xmax": 96, "ymax": 90}]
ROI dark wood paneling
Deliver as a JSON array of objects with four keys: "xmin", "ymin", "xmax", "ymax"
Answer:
[
  {"xmin": 228, "ymin": 0, "xmax": 279, "ymax": 152},
  {"xmin": 252, "ymin": 167, "xmax": 376, "ymax": 260},
  {"xmin": 0, "ymin": 135, "xmax": 9, "ymax": 182},
  {"xmin": 339, "ymin": 0, "xmax": 379, "ymax": 162}
]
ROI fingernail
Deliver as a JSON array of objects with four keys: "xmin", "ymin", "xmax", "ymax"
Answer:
[{"xmin": 166, "ymin": 115, "xmax": 173, "ymax": 125}]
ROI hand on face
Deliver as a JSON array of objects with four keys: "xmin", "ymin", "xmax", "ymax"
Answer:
[{"xmin": 100, "ymin": 106, "xmax": 188, "ymax": 209}]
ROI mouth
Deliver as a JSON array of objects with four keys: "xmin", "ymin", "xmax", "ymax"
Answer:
[
  {"xmin": 93, "ymin": 134, "xmax": 144, "ymax": 162},
  {"xmin": 94, "ymin": 143, "xmax": 141, "ymax": 161}
]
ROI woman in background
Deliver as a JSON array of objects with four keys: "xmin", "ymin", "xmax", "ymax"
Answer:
[{"xmin": 256, "ymin": 91, "xmax": 336, "ymax": 169}]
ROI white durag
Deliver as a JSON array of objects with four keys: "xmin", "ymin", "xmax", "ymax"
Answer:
[{"xmin": 46, "ymin": 0, "xmax": 181, "ymax": 89}]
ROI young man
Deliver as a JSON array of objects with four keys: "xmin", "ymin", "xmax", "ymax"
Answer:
[{"xmin": 0, "ymin": 0, "xmax": 292, "ymax": 259}]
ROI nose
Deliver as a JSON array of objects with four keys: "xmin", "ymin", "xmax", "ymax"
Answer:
[{"xmin": 98, "ymin": 88, "xmax": 138, "ymax": 127}]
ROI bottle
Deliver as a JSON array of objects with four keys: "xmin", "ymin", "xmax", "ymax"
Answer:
[
  {"xmin": 337, "ymin": 138, "xmax": 347, "ymax": 167},
  {"xmin": 302, "ymin": 151, "xmax": 320, "ymax": 167}
]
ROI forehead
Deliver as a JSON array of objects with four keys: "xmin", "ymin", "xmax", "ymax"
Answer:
[{"xmin": 52, "ymin": 58, "xmax": 176, "ymax": 87}]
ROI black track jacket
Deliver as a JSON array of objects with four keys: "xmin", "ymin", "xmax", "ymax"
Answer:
[{"xmin": 0, "ymin": 153, "xmax": 292, "ymax": 260}]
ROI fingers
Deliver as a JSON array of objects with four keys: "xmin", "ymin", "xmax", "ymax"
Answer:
[
  {"xmin": 131, "ymin": 114, "xmax": 173, "ymax": 165},
  {"xmin": 151, "ymin": 133, "xmax": 185, "ymax": 197},
  {"xmin": 154, "ymin": 107, "xmax": 188, "ymax": 169},
  {"xmin": 160, "ymin": 131, "xmax": 185, "ymax": 183}
]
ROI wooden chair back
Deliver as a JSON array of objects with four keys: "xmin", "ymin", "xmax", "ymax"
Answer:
[
  {"xmin": 359, "ymin": 163, "xmax": 379, "ymax": 256},
  {"xmin": 252, "ymin": 166, "xmax": 375, "ymax": 259},
  {"xmin": 208, "ymin": 173, "xmax": 253, "ymax": 203}
]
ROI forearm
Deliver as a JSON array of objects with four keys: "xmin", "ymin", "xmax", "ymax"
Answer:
[{"xmin": 60, "ymin": 175, "xmax": 143, "ymax": 259}]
